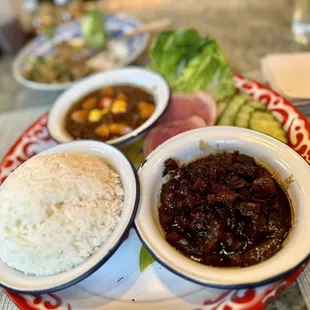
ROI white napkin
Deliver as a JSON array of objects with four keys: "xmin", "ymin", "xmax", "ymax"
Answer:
[{"xmin": 261, "ymin": 53, "xmax": 310, "ymax": 100}]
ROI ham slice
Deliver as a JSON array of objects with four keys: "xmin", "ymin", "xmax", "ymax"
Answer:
[
  {"xmin": 143, "ymin": 91, "xmax": 217, "ymax": 156},
  {"xmin": 144, "ymin": 116, "xmax": 206, "ymax": 156},
  {"xmin": 158, "ymin": 92, "xmax": 217, "ymax": 126}
]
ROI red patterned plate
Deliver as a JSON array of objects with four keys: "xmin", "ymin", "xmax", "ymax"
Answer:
[{"xmin": 0, "ymin": 75, "xmax": 309, "ymax": 310}]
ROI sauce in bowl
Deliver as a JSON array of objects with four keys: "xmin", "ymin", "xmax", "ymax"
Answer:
[{"xmin": 65, "ymin": 85, "xmax": 156, "ymax": 141}]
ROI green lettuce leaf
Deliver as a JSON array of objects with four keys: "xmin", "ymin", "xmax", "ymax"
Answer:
[
  {"xmin": 149, "ymin": 29, "xmax": 206, "ymax": 84},
  {"xmin": 149, "ymin": 29, "xmax": 236, "ymax": 101}
]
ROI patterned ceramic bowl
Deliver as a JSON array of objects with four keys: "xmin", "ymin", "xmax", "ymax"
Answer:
[
  {"xmin": 13, "ymin": 14, "xmax": 149, "ymax": 91},
  {"xmin": 0, "ymin": 140, "xmax": 139, "ymax": 294},
  {"xmin": 135, "ymin": 126, "xmax": 310, "ymax": 288}
]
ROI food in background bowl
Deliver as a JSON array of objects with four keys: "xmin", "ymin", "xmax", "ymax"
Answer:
[
  {"xmin": 65, "ymin": 85, "xmax": 155, "ymax": 141},
  {"xmin": 0, "ymin": 152, "xmax": 124, "ymax": 276},
  {"xmin": 22, "ymin": 41, "xmax": 129, "ymax": 84},
  {"xmin": 22, "ymin": 42, "xmax": 96, "ymax": 84},
  {"xmin": 159, "ymin": 152, "xmax": 292, "ymax": 268}
]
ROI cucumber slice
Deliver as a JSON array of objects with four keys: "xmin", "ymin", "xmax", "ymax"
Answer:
[
  {"xmin": 250, "ymin": 119, "xmax": 282, "ymax": 130},
  {"xmin": 251, "ymin": 111, "xmax": 275, "ymax": 121},
  {"xmin": 217, "ymin": 94, "xmax": 248, "ymax": 126},
  {"xmin": 272, "ymin": 129, "xmax": 288, "ymax": 144},
  {"xmin": 237, "ymin": 92, "xmax": 252, "ymax": 100},
  {"xmin": 235, "ymin": 105, "xmax": 255, "ymax": 127},
  {"xmin": 247, "ymin": 100, "xmax": 266, "ymax": 110},
  {"xmin": 249, "ymin": 111, "xmax": 287, "ymax": 144},
  {"xmin": 235, "ymin": 99, "xmax": 267, "ymax": 128},
  {"xmin": 217, "ymin": 101, "xmax": 229, "ymax": 118}
]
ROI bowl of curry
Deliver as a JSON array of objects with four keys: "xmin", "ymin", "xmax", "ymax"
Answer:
[
  {"xmin": 47, "ymin": 67, "xmax": 170, "ymax": 145},
  {"xmin": 135, "ymin": 126, "xmax": 310, "ymax": 288}
]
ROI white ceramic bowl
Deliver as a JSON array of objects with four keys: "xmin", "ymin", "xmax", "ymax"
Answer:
[
  {"xmin": 0, "ymin": 140, "xmax": 139, "ymax": 294},
  {"xmin": 47, "ymin": 67, "xmax": 170, "ymax": 146},
  {"xmin": 135, "ymin": 126, "xmax": 310, "ymax": 288}
]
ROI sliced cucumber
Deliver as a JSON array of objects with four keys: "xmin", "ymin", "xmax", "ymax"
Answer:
[
  {"xmin": 217, "ymin": 91, "xmax": 287, "ymax": 144},
  {"xmin": 235, "ymin": 105, "xmax": 255, "ymax": 127},
  {"xmin": 271, "ymin": 129, "xmax": 288, "ymax": 144},
  {"xmin": 251, "ymin": 111, "xmax": 275, "ymax": 121},
  {"xmin": 250, "ymin": 119, "xmax": 281, "ymax": 129},
  {"xmin": 217, "ymin": 94, "xmax": 248, "ymax": 126},
  {"xmin": 235, "ymin": 99, "xmax": 267, "ymax": 128},
  {"xmin": 249, "ymin": 111, "xmax": 287, "ymax": 144},
  {"xmin": 237, "ymin": 92, "xmax": 252, "ymax": 100},
  {"xmin": 217, "ymin": 100, "xmax": 229, "ymax": 118},
  {"xmin": 247, "ymin": 100, "xmax": 266, "ymax": 111}
]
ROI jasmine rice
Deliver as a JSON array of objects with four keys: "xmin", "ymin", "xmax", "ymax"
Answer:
[{"xmin": 0, "ymin": 153, "xmax": 124, "ymax": 276}]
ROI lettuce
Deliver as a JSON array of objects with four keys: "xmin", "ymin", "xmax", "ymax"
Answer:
[{"xmin": 149, "ymin": 29, "xmax": 236, "ymax": 101}]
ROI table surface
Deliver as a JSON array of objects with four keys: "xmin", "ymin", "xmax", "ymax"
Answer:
[{"xmin": 0, "ymin": 0, "xmax": 309, "ymax": 309}]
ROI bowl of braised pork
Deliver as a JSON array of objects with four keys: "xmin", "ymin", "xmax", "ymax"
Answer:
[
  {"xmin": 135, "ymin": 126, "xmax": 310, "ymax": 288},
  {"xmin": 47, "ymin": 67, "xmax": 170, "ymax": 146}
]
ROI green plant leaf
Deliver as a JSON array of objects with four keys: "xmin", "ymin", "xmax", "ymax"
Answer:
[{"xmin": 139, "ymin": 245, "xmax": 155, "ymax": 272}]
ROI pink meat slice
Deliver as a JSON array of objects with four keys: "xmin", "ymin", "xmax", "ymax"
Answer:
[
  {"xmin": 158, "ymin": 92, "xmax": 217, "ymax": 126},
  {"xmin": 144, "ymin": 116, "xmax": 207, "ymax": 156}
]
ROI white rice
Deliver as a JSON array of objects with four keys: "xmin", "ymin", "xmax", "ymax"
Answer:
[{"xmin": 0, "ymin": 153, "xmax": 124, "ymax": 276}]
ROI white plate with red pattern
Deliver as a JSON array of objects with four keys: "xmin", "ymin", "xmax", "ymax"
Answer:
[{"xmin": 0, "ymin": 75, "xmax": 309, "ymax": 310}]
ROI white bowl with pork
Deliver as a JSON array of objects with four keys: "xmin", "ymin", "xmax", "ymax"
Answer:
[
  {"xmin": 135, "ymin": 126, "xmax": 310, "ymax": 288},
  {"xmin": 47, "ymin": 67, "xmax": 170, "ymax": 146},
  {"xmin": 0, "ymin": 140, "xmax": 139, "ymax": 294}
]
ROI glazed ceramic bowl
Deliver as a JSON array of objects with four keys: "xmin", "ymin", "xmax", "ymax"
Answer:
[
  {"xmin": 135, "ymin": 126, "xmax": 310, "ymax": 288},
  {"xmin": 0, "ymin": 140, "xmax": 139, "ymax": 294},
  {"xmin": 47, "ymin": 67, "xmax": 170, "ymax": 146}
]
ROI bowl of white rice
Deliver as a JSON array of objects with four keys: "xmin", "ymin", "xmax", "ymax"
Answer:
[{"xmin": 0, "ymin": 140, "xmax": 139, "ymax": 293}]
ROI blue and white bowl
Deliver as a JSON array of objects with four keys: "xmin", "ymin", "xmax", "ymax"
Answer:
[{"xmin": 13, "ymin": 13, "xmax": 149, "ymax": 91}]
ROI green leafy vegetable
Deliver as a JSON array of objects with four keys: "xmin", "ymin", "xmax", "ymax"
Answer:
[
  {"xmin": 81, "ymin": 9, "xmax": 106, "ymax": 49},
  {"xmin": 149, "ymin": 29, "xmax": 236, "ymax": 101},
  {"xmin": 139, "ymin": 245, "xmax": 155, "ymax": 272}
]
